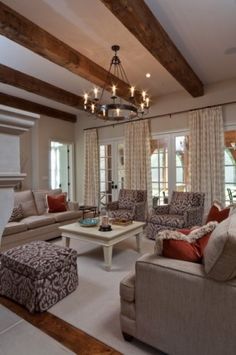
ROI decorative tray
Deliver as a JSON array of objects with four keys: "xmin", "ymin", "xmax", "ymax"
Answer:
[
  {"xmin": 79, "ymin": 218, "xmax": 99, "ymax": 227},
  {"xmin": 111, "ymin": 218, "xmax": 133, "ymax": 226}
]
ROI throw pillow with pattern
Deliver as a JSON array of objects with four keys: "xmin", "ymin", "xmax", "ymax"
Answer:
[{"xmin": 8, "ymin": 204, "xmax": 24, "ymax": 222}]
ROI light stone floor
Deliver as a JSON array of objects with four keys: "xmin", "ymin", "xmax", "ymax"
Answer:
[{"xmin": 0, "ymin": 305, "xmax": 75, "ymax": 355}]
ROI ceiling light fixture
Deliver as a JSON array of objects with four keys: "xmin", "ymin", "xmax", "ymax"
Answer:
[
  {"xmin": 146, "ymin": 73, "xmax": 151, "ymax": 78},
  {"xmin": 83, "ymin": 45, "xmax": 150, "ymax": 121}
]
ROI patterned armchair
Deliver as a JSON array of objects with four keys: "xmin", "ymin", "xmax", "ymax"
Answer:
[
  {"xmin": 107, "ymin": 189, "xmax": 147, "ymax": 221},
  {"xmin": 147, "ymin": 191, "xmax": 205, "ymax": 240}
]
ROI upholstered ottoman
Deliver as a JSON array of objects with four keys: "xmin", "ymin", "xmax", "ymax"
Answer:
[{"xmin": 0, "ymin": 241, "xmax": 78, "ymax": 312}]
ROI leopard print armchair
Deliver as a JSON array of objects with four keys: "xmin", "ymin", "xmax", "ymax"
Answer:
[
  {"xmin": 147, "ymin": 191, "xmax": 205, "ymax": 239},
  {"xmin": 107, "ymin": 189, "xmax": 147, "ymax": 221}
]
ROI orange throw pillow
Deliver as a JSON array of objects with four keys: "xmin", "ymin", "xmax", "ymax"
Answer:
[
  {"xmin": 162, "ymin": 232, "xmax": 212, "ymax": 263},
  {"xmin": 47, "ymin": 194, "xmax": 67, "ymax": 213},
  {"xmin": 206, "ymin": 202, "xmax": 230, "ymax": 223}
]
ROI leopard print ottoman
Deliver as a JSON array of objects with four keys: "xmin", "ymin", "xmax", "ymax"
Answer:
[{"xmin": 0, "ymin": 241, "xmax": 78, "ymax": 312}]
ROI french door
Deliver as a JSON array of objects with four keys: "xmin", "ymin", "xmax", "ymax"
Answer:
[
  {"xmin": 50, "ymin": 141, "xmax": 74, "ymax": 200},
  {"xmin": 99, "ymin": 140, "xmax": 124, "ymax": 207}
]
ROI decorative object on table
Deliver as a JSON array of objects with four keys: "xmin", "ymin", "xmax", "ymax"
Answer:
[
  {"xmin": 0, "ymin": 241, "xmax": 78, "ymax": 313},
  {"xmin": 111, "ymin": 218, "xmax": 133, "ymax": 226},
  {"xmin": 99, "ymin": 207, "xmax": 112, "ymax": 231},
  {"xmin": 83, "ymin": 45, "xmax": 150, "ymax": 121},
  {"xmin": 79, "ymin": 218, "xmax": 99, "ymax": 227},
  {"xmin": 99, "ymin": 224, "xmax": 112, "ymax": 232}
]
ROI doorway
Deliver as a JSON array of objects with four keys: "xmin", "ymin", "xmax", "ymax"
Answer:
[
  {"xmin": 50, "ymin": 141, "xmax": 74, "ymax": 200},
  {"xmin": 99, "ymin": 140, "xmax": 124, "ymax": 207}
]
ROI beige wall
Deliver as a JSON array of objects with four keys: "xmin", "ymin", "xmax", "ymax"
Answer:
[
  {"xmin": 20, "ymin": 115, "xmax": 76, "ymax": 191},
  {"xmin": 75, "ymin": 78, "xmax": 236, "ymax": 203}
]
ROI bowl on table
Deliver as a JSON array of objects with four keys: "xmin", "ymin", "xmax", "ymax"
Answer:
[{"xmin": 79, "ymin": 218, "xmax": 99, "ymax": 227}]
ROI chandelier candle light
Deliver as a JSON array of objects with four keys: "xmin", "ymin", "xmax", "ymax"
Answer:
[{"xmin": 83, "ymin": 45, "xmax": 150, "ymax": 121}]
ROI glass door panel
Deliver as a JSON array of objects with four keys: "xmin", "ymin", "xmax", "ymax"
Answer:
[
  {"xmin": 99, "ymin": 141, "xmax": 124, "ymax": 207},
  {"xmin": 150, "ymin": 137, "xmax": 169, "ymax": 205},
  {"xmin": 175, "ymin": 136, "xmax": 189, "ymax": 192}
]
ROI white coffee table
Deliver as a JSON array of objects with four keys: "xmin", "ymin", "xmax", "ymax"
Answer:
[{"xmin": 59, "ymin": 221, "xmax": 145, "ymax": 270}]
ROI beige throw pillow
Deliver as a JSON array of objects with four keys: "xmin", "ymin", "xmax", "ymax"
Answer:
[{"xmin": 204, "ymin": 214, "xmax": 236, "ymax": 281}]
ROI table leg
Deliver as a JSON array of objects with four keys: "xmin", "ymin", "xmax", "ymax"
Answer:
[
  {"xmin": 103, "ymin": 246, "xmax": 113, "ymax": 271},
  {"xmin": 63, "ymin": 236, "xmax": 70, "ymax": 248},
  {"xmin": 136, "ymin": 233, "xmax": 142, "ymax": 253}
]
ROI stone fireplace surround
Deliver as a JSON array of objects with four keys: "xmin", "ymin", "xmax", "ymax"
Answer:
[{"xmin": 0, "ymin": 105, "xmax": 39, "ymax": 247}]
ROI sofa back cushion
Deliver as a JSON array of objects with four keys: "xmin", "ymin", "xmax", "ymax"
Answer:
[
  {"xmin": 169, "ymin": 191, "xmax": 203, "ymax": 215},
  {"xmin": 118, "ymin": 189, "xmax": 137, "ymax": 209},
  {"xmin": 33, "ymin": 189, "xmax": 62, "ymax": 215},
  {"xmin": 204, "ymin": 214, "xmax": 236, "ymax": 281},
  {"xmin": 14, "ymin": 190, "xmax": 37, "ymax": 217}
]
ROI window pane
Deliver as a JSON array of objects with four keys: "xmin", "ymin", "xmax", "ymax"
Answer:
[
  {"xmin": 225, "ymin": 166, "xmax": 236, "ymax": 183},
  {"xmin": 151, "ymin": 168, "xmax": 158, "ymax": 181},
  {"xmin": 176, "ymin": 167, "xmax": 184, "ymax": 183},
  {"xmin": 175, "ymin": 135, "xmax": 189, "ymax": 191},
  {"xmin": 151, "ymin": 154, "xmax": 158, "ymax": 167}
]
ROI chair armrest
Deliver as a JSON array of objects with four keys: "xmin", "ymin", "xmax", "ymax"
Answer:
[
  {"xmin": 151, "ymin": 204, "xmax": 170, "ymax": 216},
  {"xmin": 107, "ymin": 201, "xmax": 119, "ymax": 211},
  {"xmin": 183, "ymin": 206, "xmax": 204, "ymax": 227},
  {"xmin": 67, "ymin": 201, "xmax": 79, "ymax": 211}
]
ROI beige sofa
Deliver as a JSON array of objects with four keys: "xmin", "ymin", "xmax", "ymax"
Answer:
[
  {"xmin": 120, "ymin": 213, "xmax": 236, "ymax": 355},
  {"xmin": 1, "ymin": 189, "xmax": 85, "ymax": 251}
]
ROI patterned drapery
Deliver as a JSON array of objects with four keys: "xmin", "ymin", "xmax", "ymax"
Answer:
[
  {"xmin": 189, "ymin": 106, "xmax": 225, "ymax": 212},
  {"xmin": 124, "ymin": 120, "xmax": 152, "ymax": 208},
  {"xmin": 84, "ymin": 129, "xmax": 99, "ymax": 206}
]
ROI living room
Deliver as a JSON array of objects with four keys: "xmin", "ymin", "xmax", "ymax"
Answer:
[{"xmin": 0, "ymin": 1, "xmax": 236, "ymax": 355}]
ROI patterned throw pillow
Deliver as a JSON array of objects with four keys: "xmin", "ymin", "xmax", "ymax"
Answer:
[
  {"xmin": 8, "ymin": 204, "xmax": 24, "ymax": 222},
  {"xmin": 155, "ymin": 221, "xmax": 218, "ymax": 263}
]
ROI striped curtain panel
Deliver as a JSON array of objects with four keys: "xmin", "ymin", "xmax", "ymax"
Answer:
[
  {"xmin": 124, "ymin": 120, "xmax": 152, "ymax": 208},
  {"xmin": 189, "ymin": 106, "xmax": 225, "ymax": 212},
  {"xmin": 83, "ymin": 129, "xmax": 99, "ymax": 206}
]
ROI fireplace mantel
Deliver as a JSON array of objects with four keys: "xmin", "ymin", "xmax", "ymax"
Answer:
[{"xmin": 0, "ymin": 105, "xmax": 39, "ymax": 247}]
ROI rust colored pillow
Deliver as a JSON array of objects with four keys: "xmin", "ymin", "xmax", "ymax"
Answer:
[
  {"xmin": 162, "ymin": 232, "xmax": 212, "ymax": 263},
  {"xmin": 206, "ymin": 202, "xmax": 230, "ymax": 223},
  {"xmin": 47, "ymin": 194, "xmax": 67, "ymax": 213}
]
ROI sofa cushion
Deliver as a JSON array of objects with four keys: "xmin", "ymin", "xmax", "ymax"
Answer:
[
  {"xmin": 33, "ymin": 189, "xmax": 62, "ymax": 215},
  {"xmin": 8, "ymin": 204, "xmax": 24, "ymax": 222},
  {"xmin": 21, "ymin": 215, "xmax": 55, "ymax": 229},
  {"xmin": 0, "ymin": 241, "xmax": 77, "ymax": 280},
  {"xmin": 169, "ymin": 191, "xmax": 202, "ymax": 215},
  {"xmin": 120, "ymin": 272, "xmax": 135, "ymax": 302},
  {"xmin": 206, "ymin": 200, "xmax": 230, "ymax": 223},
  {"xmin": 150, "ymin": 214, "xmax": 185, "ymax": 228},
  {"xmin": 204, "ymin": 215, "xmax": 236, "ymax": 281},
  {"xmin": 2, "ymin": 222, "xmax": 28, "ymax": 236},
  {"xmin": 47, "ymin": 210, "xmax": 81, "ymax": 222},
  {"xmin": 118, "ymin": 190, "xmax": 136, "ymax": 209},
  {"xmin": 14, "ymin": 190, "xmax": 37, "ymax": 217}
]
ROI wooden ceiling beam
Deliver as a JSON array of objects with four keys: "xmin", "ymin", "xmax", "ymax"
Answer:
[
  {"xmin": 100, "ymin": 0, "xmax": 204, "ymax": 97},
  {"xmin": 0, "ymin": 1, "xmax": 137, "ymax": 102},
  {"xmin": 0, "ymin": 92, "xmax": 77, "ymax": 122},
  {"xmin": 0, "ymin": 64, "xmax": 86, "ymax": 111}
]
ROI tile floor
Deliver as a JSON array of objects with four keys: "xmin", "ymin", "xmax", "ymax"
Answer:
[{"xmin": 0, "ymin": 305, "xmax": 75, "ymax": 355}]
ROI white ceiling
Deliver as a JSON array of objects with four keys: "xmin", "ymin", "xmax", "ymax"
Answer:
[{"xmin": 1, "ymin": 0, "xmax": 236, "ymax": 115}]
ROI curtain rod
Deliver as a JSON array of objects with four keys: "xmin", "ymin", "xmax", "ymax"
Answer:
[{"xmin": 83, "ymin": 100, "xmax": 236, "ymax": 131}]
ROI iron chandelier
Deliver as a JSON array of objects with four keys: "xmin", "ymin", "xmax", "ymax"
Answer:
[{"xmin": 83, "ymin": 45, "xmax": 150, "ymax": 121}]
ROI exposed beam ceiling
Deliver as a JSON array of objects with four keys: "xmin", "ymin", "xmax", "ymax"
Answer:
[
  {"xmin": 0, "ymin": 1, "xmax": 141, "ymax": 102},
  {"xmin": 100, "ymin": 0, "xmax": 204, "ymax": 97},
  {"xmin": 0, "ymin": 92, "xmax": 77, "ymax": 122},
  {"xmin": 0, "ymin": 64, "xmax": 86, "ymax": 110}
]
